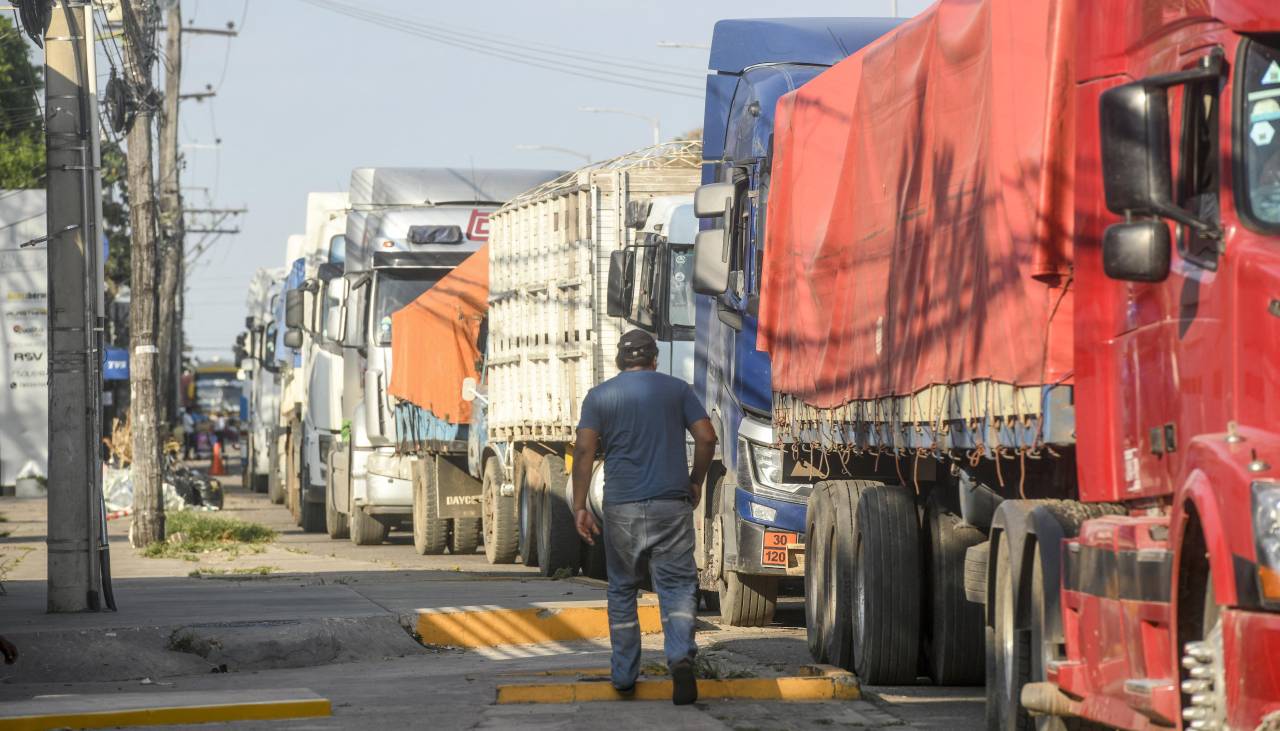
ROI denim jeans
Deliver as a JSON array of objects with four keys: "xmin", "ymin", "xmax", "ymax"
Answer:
[{"xmin": 602, "ymin": 498, "xmax": 699, "ymax": 689}]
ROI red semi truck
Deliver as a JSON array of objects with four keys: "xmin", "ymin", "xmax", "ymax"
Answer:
[{"xmin": 696, "ymin": 0, "xmax": 1279, "ymax": 728}]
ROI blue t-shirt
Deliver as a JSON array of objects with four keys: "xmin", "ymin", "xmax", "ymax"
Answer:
[{"xmin": 577, "ymin": 370, "xmax": 709, "ymax": 505}]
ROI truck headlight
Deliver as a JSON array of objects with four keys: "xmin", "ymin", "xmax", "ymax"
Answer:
[
  {"xmin": 1252, "ymin": 481, "xmax": 1280, "ymax": 604},
  {"xmin": 747, "ymin": 441, "xmax": 802, "ymax": 494}
]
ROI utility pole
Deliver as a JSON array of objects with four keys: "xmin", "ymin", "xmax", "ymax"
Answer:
[
  {"xmin": 44, "ymin": 0, "xmax": 107, "ymax": 612},
  {"xmin": 122, "ymin": 0, "xmax": 164, "ymax": 548},
  {"xmin": 156, "ymin": 1, "xmax": 183, "ymax": 423}
]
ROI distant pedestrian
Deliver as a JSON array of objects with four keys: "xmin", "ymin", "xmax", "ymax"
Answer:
[
  {"xmin": 571, "ymin": 329, "xmax": 717, "ymax": 705},
  {"xmin": 181, "ymin": 408, "xmax": 196, "ymax": 460}
]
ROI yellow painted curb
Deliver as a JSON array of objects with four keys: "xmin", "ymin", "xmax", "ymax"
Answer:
[
  {"xmin": 0, "ymin": 698, "xmax": 331, "ymax": 731},
  {"xmin": 496, "ymin": 668, "xmax": 860, "ymax": 704},
  {"xmin": 416, "ymin": 602, "xmax": 662, "ymax": 648}
]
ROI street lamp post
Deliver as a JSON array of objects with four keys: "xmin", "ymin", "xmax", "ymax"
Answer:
[
  {"xmin": 578, "ymin": 107, "xmax": 661, "ymax": 146},
  {"xmin": 514, "ymin": 144, "xmax": 592, "ymax": 164}
]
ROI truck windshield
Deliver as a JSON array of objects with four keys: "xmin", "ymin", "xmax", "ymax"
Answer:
[
  {"xmin": 667, "ymin": 204, "xmax": 697, "ymax": 329},
  {"xmin": 195, "ymin": 377, "xmax": 240, "ymax": 416},
  {"xmin": 372, "ymin": 270, "xmax": 442, "ymax": 346},
  {"xmin": 1241, "ymin": 39, "xmax": 1280, "ymax": 229}
]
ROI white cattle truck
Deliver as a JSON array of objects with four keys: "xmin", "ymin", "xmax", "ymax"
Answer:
[
  {"xmin": 280, "ymin": 192, "xmax": 349, "ymax": 533},
  {"xmin": 239, "ymin": 267, "xmax": 285, "ymax": 493},
  {"xmin": 324, "ymin": 167, "xmax": 560, "ymax": 546},
  {"xmin": 469, "ymin": 142, "xmax": 701, "ymax": 574}
]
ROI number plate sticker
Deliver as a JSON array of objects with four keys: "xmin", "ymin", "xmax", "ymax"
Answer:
[{"xmin": 761, "ymin": 530, "xmax": 798, "ymax": 568}]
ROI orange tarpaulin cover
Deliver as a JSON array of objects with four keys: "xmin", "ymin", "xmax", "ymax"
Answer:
[
  {"xmin": 388, "ymin": 245, "xmax": 488, "ymax": 423},
  {"xmin": 757, "ymin": 0, "xmax": 1075, "ymax": 410}
]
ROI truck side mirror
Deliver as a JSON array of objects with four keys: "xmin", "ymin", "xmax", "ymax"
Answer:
[
  {"xmin": 607, "ymin": 249, "xmax": 635, "ymax": 318},
  {"xmin": 1103, "ymin": 220, "xmax": 1171, "ymax": 282},
  {"xmin": 1098, "ymin": 53, "xmax": 1224, "ymax": 283},
  {"xmin": 285, "ymin": 289, "xmax": 306, "ymax": 330},
  {"xmin": 1100, "ymin": 83, "xmax": 1174, "ymax": 216},
  {"xmin": 283, "ymin": 329, "xmax": 303, "ymax": 349},
  {"xmin": 325, "ymin": 306, "xmax": 346, "ymax": 344},
  {"xmin": 694, "ymin": 182, "xmax": 734, "ymax": 219},
  {"xmin": 461, "ymin": 376, "xmax": 481, "ymax": 403},
  {"xmin": 244, "ymin": 316, "xmax": 256, "ymax": 330},
  {"xmin": 693, "ymin": 227, "xmax": 730, "ymax": 296}
]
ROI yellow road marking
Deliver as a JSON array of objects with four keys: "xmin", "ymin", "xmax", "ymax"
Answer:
[
  {"xmin": 416, "ymin": 602, "xmax": 662, "ymax": 648},
  {"xmin": 0, "ymin": 698, "xmax": 331, "ymax": 731},
  {"xmin": 496, "ymin": 670, "xmax": 861, "ymax": 704}
]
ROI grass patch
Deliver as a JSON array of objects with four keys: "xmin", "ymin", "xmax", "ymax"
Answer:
[
  {"xmin": 143, "ymin": 511, "xmax": 275, "ymax": 559},
  {"xmin": 188, "ymin": 565, "xmax": 276, "ymax": 578}
]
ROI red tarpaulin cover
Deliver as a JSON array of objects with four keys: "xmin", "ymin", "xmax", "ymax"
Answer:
[
  {"xmin": 388, "ymin": 245, "xmax": 488, "ymax": 423},
  {"xmin": 757, "ymin": 0, "xmax": 1075, "ymax": 411}
]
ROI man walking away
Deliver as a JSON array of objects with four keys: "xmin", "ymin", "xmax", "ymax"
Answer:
[{"xmin": 572, "ymin": 329, "xmax": 717, "ymax": 705}]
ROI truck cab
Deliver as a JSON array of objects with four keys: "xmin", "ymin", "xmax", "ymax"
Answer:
[
  {"xmin": 327, "ymin": 168, "xmax": 560, "ymax": 546},
  {"xmin": 237, "ymin": 268, "xmax": 284, "ymax": 494},
  {"xmin": 689, "ymin": 17, "xmax": 900, "ymax": 625}
]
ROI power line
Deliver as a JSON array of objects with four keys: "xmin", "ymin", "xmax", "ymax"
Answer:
[{"xmin": 296, "ymin": 0, "xmax": 703, "ymax": 100}]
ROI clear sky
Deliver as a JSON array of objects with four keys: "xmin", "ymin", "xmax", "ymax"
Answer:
[{"xmin": 171, "ymin": 0, "xmax": 930, "ymax": 358}]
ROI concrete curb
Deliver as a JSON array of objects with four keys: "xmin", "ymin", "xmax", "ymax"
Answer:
[
  {"xmin": 415, "ymin": 600, "xmax": 662, "ymax": 648},
  {"xmin": 0, "ymin": 688, "xmax": 330, "ymax": 730},
  {"xmin": 495, "ymin": 664, "xmax": 861, "ymax": 704}
]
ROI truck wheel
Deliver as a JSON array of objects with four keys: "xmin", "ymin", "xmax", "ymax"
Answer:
[
  {"xmin": 987, "ymin": 533, "xmax": 1030, "ymax": 731},
  {"xmin": 923, "ymin": 495, "xmax": 985, "ymax": 685},
  {"xmin": 850, "ymin": 483, "xmax": 921, "ymax": 685},
  {"xmin": 350, "ymin": 505, "xmax": 388, "ymax": 546},
  {"xmin": 823, "ymin": 480, "xmax": 873, "ymax": 670},
  {"xmin": 325, "ymin": 477, "xmax": 349, "ymax": 539},
  {"xmin": 516, "ymin": 455, "xmax": 539, "ymax": 567},
  {"xmin": 300, "ymin": 498, "xmax": 325, "ymax": 533},
  {"xmin": 805, "ymin": 483, "xmax": 832, "ymax": 662},
  {"xmin": 267, "ymin": 439, "xmax": 284, "ymax": 504},
  {"xmin": 412, "ymin": 462, "xmax": 449, "ymax": 555},
  {"xmin": 450, "ymin": 518, "xmax": 481, "ymax": 555},
  {"xmin": 482, "ymin": 456, "xmax": 518, "ymax": 564},
  {"xmin": 536, "ymin": 455, "xmax": 580, "ymax": 577},
  {"xmin": 1181, "ymin": 568, "xmax": 1225, "ymax": 731},
  {"xmin": 718, "ymin": 570, "xmax": 777, "ymax": 627}
]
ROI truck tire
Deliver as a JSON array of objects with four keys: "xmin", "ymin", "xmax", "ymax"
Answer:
[
  {"xmin": 325, "ymin": 451, "xmax": 349, "ymax": 539},
  {"xmin": 413, "ymin": 462, "xmax": 449, "ymax": 555},
  {"xmin": 822, "ymin": 480, "xmax": 873, "ymax": 670},
  {"xmin": 300, "ymin": 498, "xmax": 325, "ymax": 533},
  {"xmin": 350, "ymin": 505, "xmax": 388, "ymax": 546},
  {"xmin": 450, "ymin": 517, "xmax": 481, "ymax": 555},
  {"xmin": 718, "ymin": 570, "xmax": 777, "ymax": 627},
  {"xmin": 516, "ymin": 455, "xmax": 539, "ymax": 568},
  {"xmin": 850, "ymin": 483, "xmax": 921, "ymax": 685},
  {"xmin": 536, "ymin": 454, "xmax": 580, "ymax": 577},
  {"xmin": 804, "ymin": 483, "xmax": 832, "ymax": 662},
  {"xmin": 267, "ymin": 439, "xmax": 284, "ymax": 504},
  {"xmin": 482, "ymin": 456, "xmax": 518, "ymax": 564},
  {"xmin": 923, "ymin": 495, "xmax": 986, "ymax": 685}
]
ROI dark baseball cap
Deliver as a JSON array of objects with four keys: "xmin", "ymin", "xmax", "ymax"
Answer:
[{"xmin": 618, "ymin": 329, "xmax": 659, "ymax": 356}]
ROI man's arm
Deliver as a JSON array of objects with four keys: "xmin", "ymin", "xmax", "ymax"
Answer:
[
  {"xmin": 688, "ymin": 418, "xmax": 717, "ymax": 505},
  {"xmin": 571, "ymin": 428, "xmax": 601, "ymax": 543},
  {"xmin": 571, "ymin": 428, "xmax": 598, "ymax": 512}
]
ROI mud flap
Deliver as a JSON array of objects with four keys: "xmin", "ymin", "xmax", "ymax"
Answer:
[{"xmin": 421, "ymin": 454, "xmax": 482, "ymax": 521}]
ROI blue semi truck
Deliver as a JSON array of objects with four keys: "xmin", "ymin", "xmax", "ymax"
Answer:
[{"xmin": 687, "ymin": 18, "xmax": 900, "ymax": 626}]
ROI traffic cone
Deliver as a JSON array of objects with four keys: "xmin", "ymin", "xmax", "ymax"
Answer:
[{"xmin": 210, "ymin": 440, "xmax": 224, "ymax": 476}]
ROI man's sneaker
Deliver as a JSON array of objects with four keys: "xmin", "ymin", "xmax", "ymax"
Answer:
[
  {"xmin": 671, "ymin": 659, "xmax": 698, "ymax": 705},
  {"xmin": 613, "ymin": 684, "xmax": 635, "ymax": 698}
]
